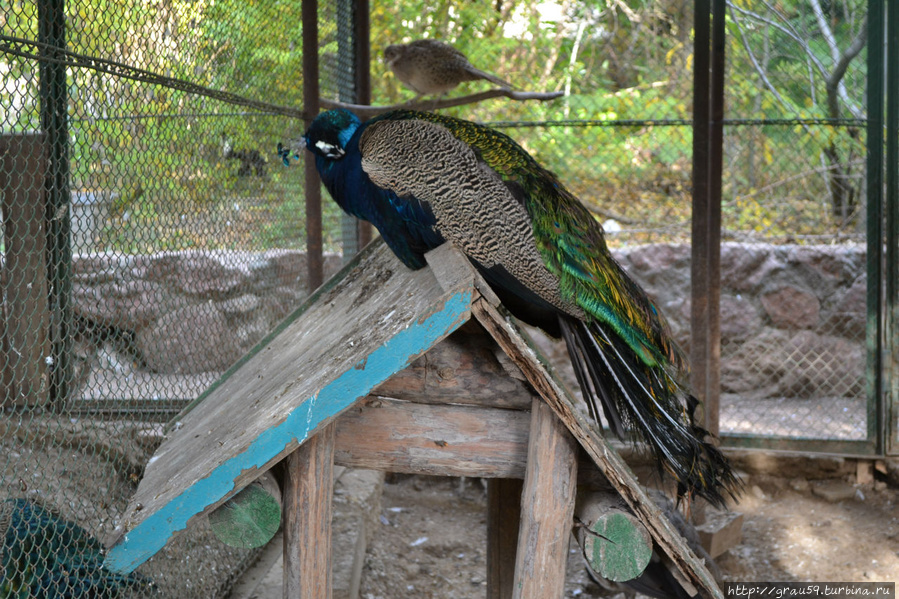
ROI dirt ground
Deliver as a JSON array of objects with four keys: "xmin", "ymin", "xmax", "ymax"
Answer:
[{"xmin": 358, "ymin": 472, "xmax": 899, "ymax": 599}]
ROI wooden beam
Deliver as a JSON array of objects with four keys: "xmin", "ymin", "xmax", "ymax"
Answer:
[
  {"xmin": 0, "ymin": 134, "xmax": 50, "ymax": 410},
  {"xmin": 333, "ymin": 396, "xmax": 531, "ymax": 478},
  {"xmin": 513, "ymin": 397, "xmax": 578, "ymax": 598},
  {"xmin": 486, "ymin": 478, "xmax": 522, "ymax": 599},
  {"xmin": 283, "ymin": 422, "xmax": 336, "ymax": 599}
]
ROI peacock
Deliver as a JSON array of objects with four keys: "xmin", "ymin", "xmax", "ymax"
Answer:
[
  {"xmin": 280, "ymin": 108, "xmax": 738, "ymax": 508},
  {"xmin": 0, "ymin": 498, "xmax": 152, "ymax": 598}
]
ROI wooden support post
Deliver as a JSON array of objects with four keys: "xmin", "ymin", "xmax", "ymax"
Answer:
[
  {"xmin": 283, "ymin": 422, "xmax": 336, "ymax": 599},
  {"xmin": 513, "ymin": 398, "xmax": 578, "ymax": 599},
  {"xmin": 487, "ymin": 478, "xmax": 522, "ymax": 599},
  {"xmin": 0, "ymin": 134, "xmax": 50, "ymax": 410}
]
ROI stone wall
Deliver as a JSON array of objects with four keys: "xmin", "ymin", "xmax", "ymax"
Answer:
[
  {"xmin": 69, "ymin": 243, "xmax": 866, "ymax": 401},
  {"xmin": 614, "ymin": 243, "xmax": 866, "ymax": 400},
  {"xmin": 72, "ymin": 250, "xmax": 343, "ymax": 375}
]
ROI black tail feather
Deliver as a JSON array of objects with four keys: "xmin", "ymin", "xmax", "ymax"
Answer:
[{"xmin": 559, "ymin": 316, "xmax": 739, "ymax": 508}]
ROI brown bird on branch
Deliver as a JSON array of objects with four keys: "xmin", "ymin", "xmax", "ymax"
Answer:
[{"xmin": 384, "ymin": 39, "xmax": 513, "ymax": 98}]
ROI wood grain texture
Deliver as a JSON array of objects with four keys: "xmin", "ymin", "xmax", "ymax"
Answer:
[
  {"xmin": 283, "ymin": 423, "xmax": 336, "ymax": 599},
  {"xmin": 372, "ymin": 321, "xmax": 532, "ymax": 410},
  {"xmin": 513, "ymin": 397, "xmax": 578, "ymax": 599},
  {"xmin": 334, "ymin": 396, "xmax": 531, "ymax": 478},
  {"xmin": 106, "ymin": 239, "xmax": 472, "ymax": 573},
  {"xmin": 470, "ymin": 296, "xmax": 724, "ymax": 599},
  {"xmin": 575, "ymin": 491, "xmax": 652, "ymax": 582},
  {"xmin": 486, "ymin": 479, "xmax": 523, "ymax": 599},
  {"xmin": 0, "ymin": 134, "xmax": 49, "ymax": 410}
]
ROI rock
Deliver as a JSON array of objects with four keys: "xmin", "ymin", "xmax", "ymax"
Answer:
[
  {"xmin": 822, "ymin": 276, "xmax": 866, "ymax": 339},
  {"xmin": 810, "ymin": 480, "xmax": 857, "ymax": 502},
  {"xmin": 72, "ymin": 279, "xmax": 180, "ymax": 330},
  {"xmin": 217, "ymin": 294, "xmax": 262, "ymax": 317},
  {"xmin": 787, "ymin": 245, "xmax": 864, "ymax": 292},
  {"xmin": 721, "ymin": 328, "xmax": 864, "ymax": 398},
  {"xmin": 760, "ymin": 286, "xmax": 820, "ymax": 329},
  {"xmin": 135, "ymin": 305, "xmax": 245, "ymax": 373},
  {"xmin": 720, "ymin": 294, "xmax": 763, "ymax": 342},
  {"xmin": 614, "ymin": 244, "xmax": 691, "ymax": 300},
  {"xmin": 789, "ymin": 479, "xmax": 810, "ymax": 492},
  {"xmin": 721, "ymin": 244, "xmax": 784, "ymax": 293},
  {"xmin": 143, "ymin": 252, "xmax": 248, "ymax": 298}
]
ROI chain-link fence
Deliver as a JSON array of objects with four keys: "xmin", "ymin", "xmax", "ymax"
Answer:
[
  {"xmin": 1, "ymin": 0, "xmax": 348, "ymax": 595},
  {"xmin": 715, "ymin": 0, "xmax": 869, "ymax": 447},
  {"xmin": 0, "ymin": 0, "xmax": 889, "ymax": 596},
  {"xmin": 365, "ymin": 1, "xmax": 872, "ymax": 444}
]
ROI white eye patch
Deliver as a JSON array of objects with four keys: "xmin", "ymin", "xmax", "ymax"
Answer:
[{"xmin": 315, "ymin": 140, "xmax": 345, "ymax": 158}]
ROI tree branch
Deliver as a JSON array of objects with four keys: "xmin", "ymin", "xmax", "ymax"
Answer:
[
  {"xmin": 319, "ymin": 89, "xmax": 564, "ymax": 120},
  {"xmin": 826, "ymin": 17, "xmax": 868, "ymax": 119},
  {"xmin": 728, "ymin": 2, "xmax": 829, "ymax": 79},
  {"xmin": 727, "ymin": 10, "xmax": 794, "ymax": 113}
]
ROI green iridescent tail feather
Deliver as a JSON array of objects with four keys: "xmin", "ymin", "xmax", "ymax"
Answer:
[{"xmin": 561, "ymin": 317, "xmax": 738, "ymax": 508}]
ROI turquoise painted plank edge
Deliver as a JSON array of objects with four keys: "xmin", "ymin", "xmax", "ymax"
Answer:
[{"xmin": 104, "ymin": 288, "xmax": 473, "ymax": 574}]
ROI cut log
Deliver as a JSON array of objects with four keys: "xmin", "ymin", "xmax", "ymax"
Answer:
[
  {"xmin": 576, "ymin": 491, "xmax": 652, "ymax": 582},
  {"xmin": 209, "ymin": 471, "xmax": 282, "ymax": 548}
]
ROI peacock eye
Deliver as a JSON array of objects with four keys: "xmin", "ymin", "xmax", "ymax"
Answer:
[{"xmin": 315, "ymin": 140, "xmax": 345, "ymax": 158}]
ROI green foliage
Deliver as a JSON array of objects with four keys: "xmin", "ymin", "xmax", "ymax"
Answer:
[{"xmin": 0, "ymin": 0, "xmax": 869, "ymax": 252}]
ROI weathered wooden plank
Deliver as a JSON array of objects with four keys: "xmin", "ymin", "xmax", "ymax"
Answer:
[
  {"xmin": 486, "ymin": 478, "xmax": 522, "ymax": 599},
  {"xmin": 470, "ymin": 296, "xmax": 724, "ymax": 599},
  {"xmin": 696, "ymin": 509, "xmax": 743, "ymax": 559},
  {"xmin": 426, "ymin": 242, "xmax": 502, "ymax": 307},
  {"xmin": 372, "ymin": 321, "xmax": 532, "ymax": 410},
  {"xmin": 283, "ymin": 423, "xmax": 336, "ymax": 599},
  {"xmin": 333, "ymin": 396, "xmax": 531, "ymax": 478},
  {"xmin": 0, "ymin": 134, "xmax": 50, "ymax": 410},
  {"xmin": 513, "ymin": 397, "xmax": 578, "ymax": 599},
  {"xmin": 106, "ymin": 240, "xmax": 473, "ymax": 573}
]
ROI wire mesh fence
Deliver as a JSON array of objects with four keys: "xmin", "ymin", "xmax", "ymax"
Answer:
[
  {"xmin": 0, "ymin": 0, "xmax": 883, "ymax": 596},
  {"xmin": 715, "ymin": 0, "xmax": 869, "ymax": 444},
  {"xmin": 2, "ymin": 0, "xmax": 340, "ymax": 596},
  {"xmin": 367, "ymin": 0, "xmax": 870, "ymax": 443}
]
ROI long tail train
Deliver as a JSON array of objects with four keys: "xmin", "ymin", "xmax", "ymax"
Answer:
[{"xmin": 559, "ymin": 318, "xmax": 738, "ymax": 508}]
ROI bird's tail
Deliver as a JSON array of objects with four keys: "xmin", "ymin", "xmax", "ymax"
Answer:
[
  {"xmin": 464, "ymin": 66, "xmax": 515, "ymax": 90},
  {"xmin": 559, "ymin": 317, "xmax": 738, "ymax": 508}
]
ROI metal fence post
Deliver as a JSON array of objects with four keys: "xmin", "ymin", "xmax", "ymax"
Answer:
[
  {"xmin": 304, "ymin": 0, "xmax": 323, "ymax": 293},
  {"xmin": 38, "ymin": 0, "xmax": 72, "ymax": 408},
  {"xmin": 690, "ymin": 0, "xmax": 725, "ymax": 437},
  {"xmin": 885, "ymin": 0, "xmax": 898, "ymax": 454},
  {"xmin": 866, "ymin": 0, "xmax": 886, "ymax": 455},
  {"xmin": 336, "ymin": 0, "xmax": 372, "ymax": 262}
]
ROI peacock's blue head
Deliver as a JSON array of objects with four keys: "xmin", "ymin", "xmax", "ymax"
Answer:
[{"xmin": 303, "ymin": 109, "xmax": 361, "ymax": 160}]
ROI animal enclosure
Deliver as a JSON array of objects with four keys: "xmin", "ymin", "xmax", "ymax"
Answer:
[{"xmin": 1, "ymin": 0, "xmax": 897, "ymax": 597}]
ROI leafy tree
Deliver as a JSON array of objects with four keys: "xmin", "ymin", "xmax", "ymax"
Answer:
[{"xmin": 727, "ymin": 0, "xmax": 867, "ymax": 224}]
